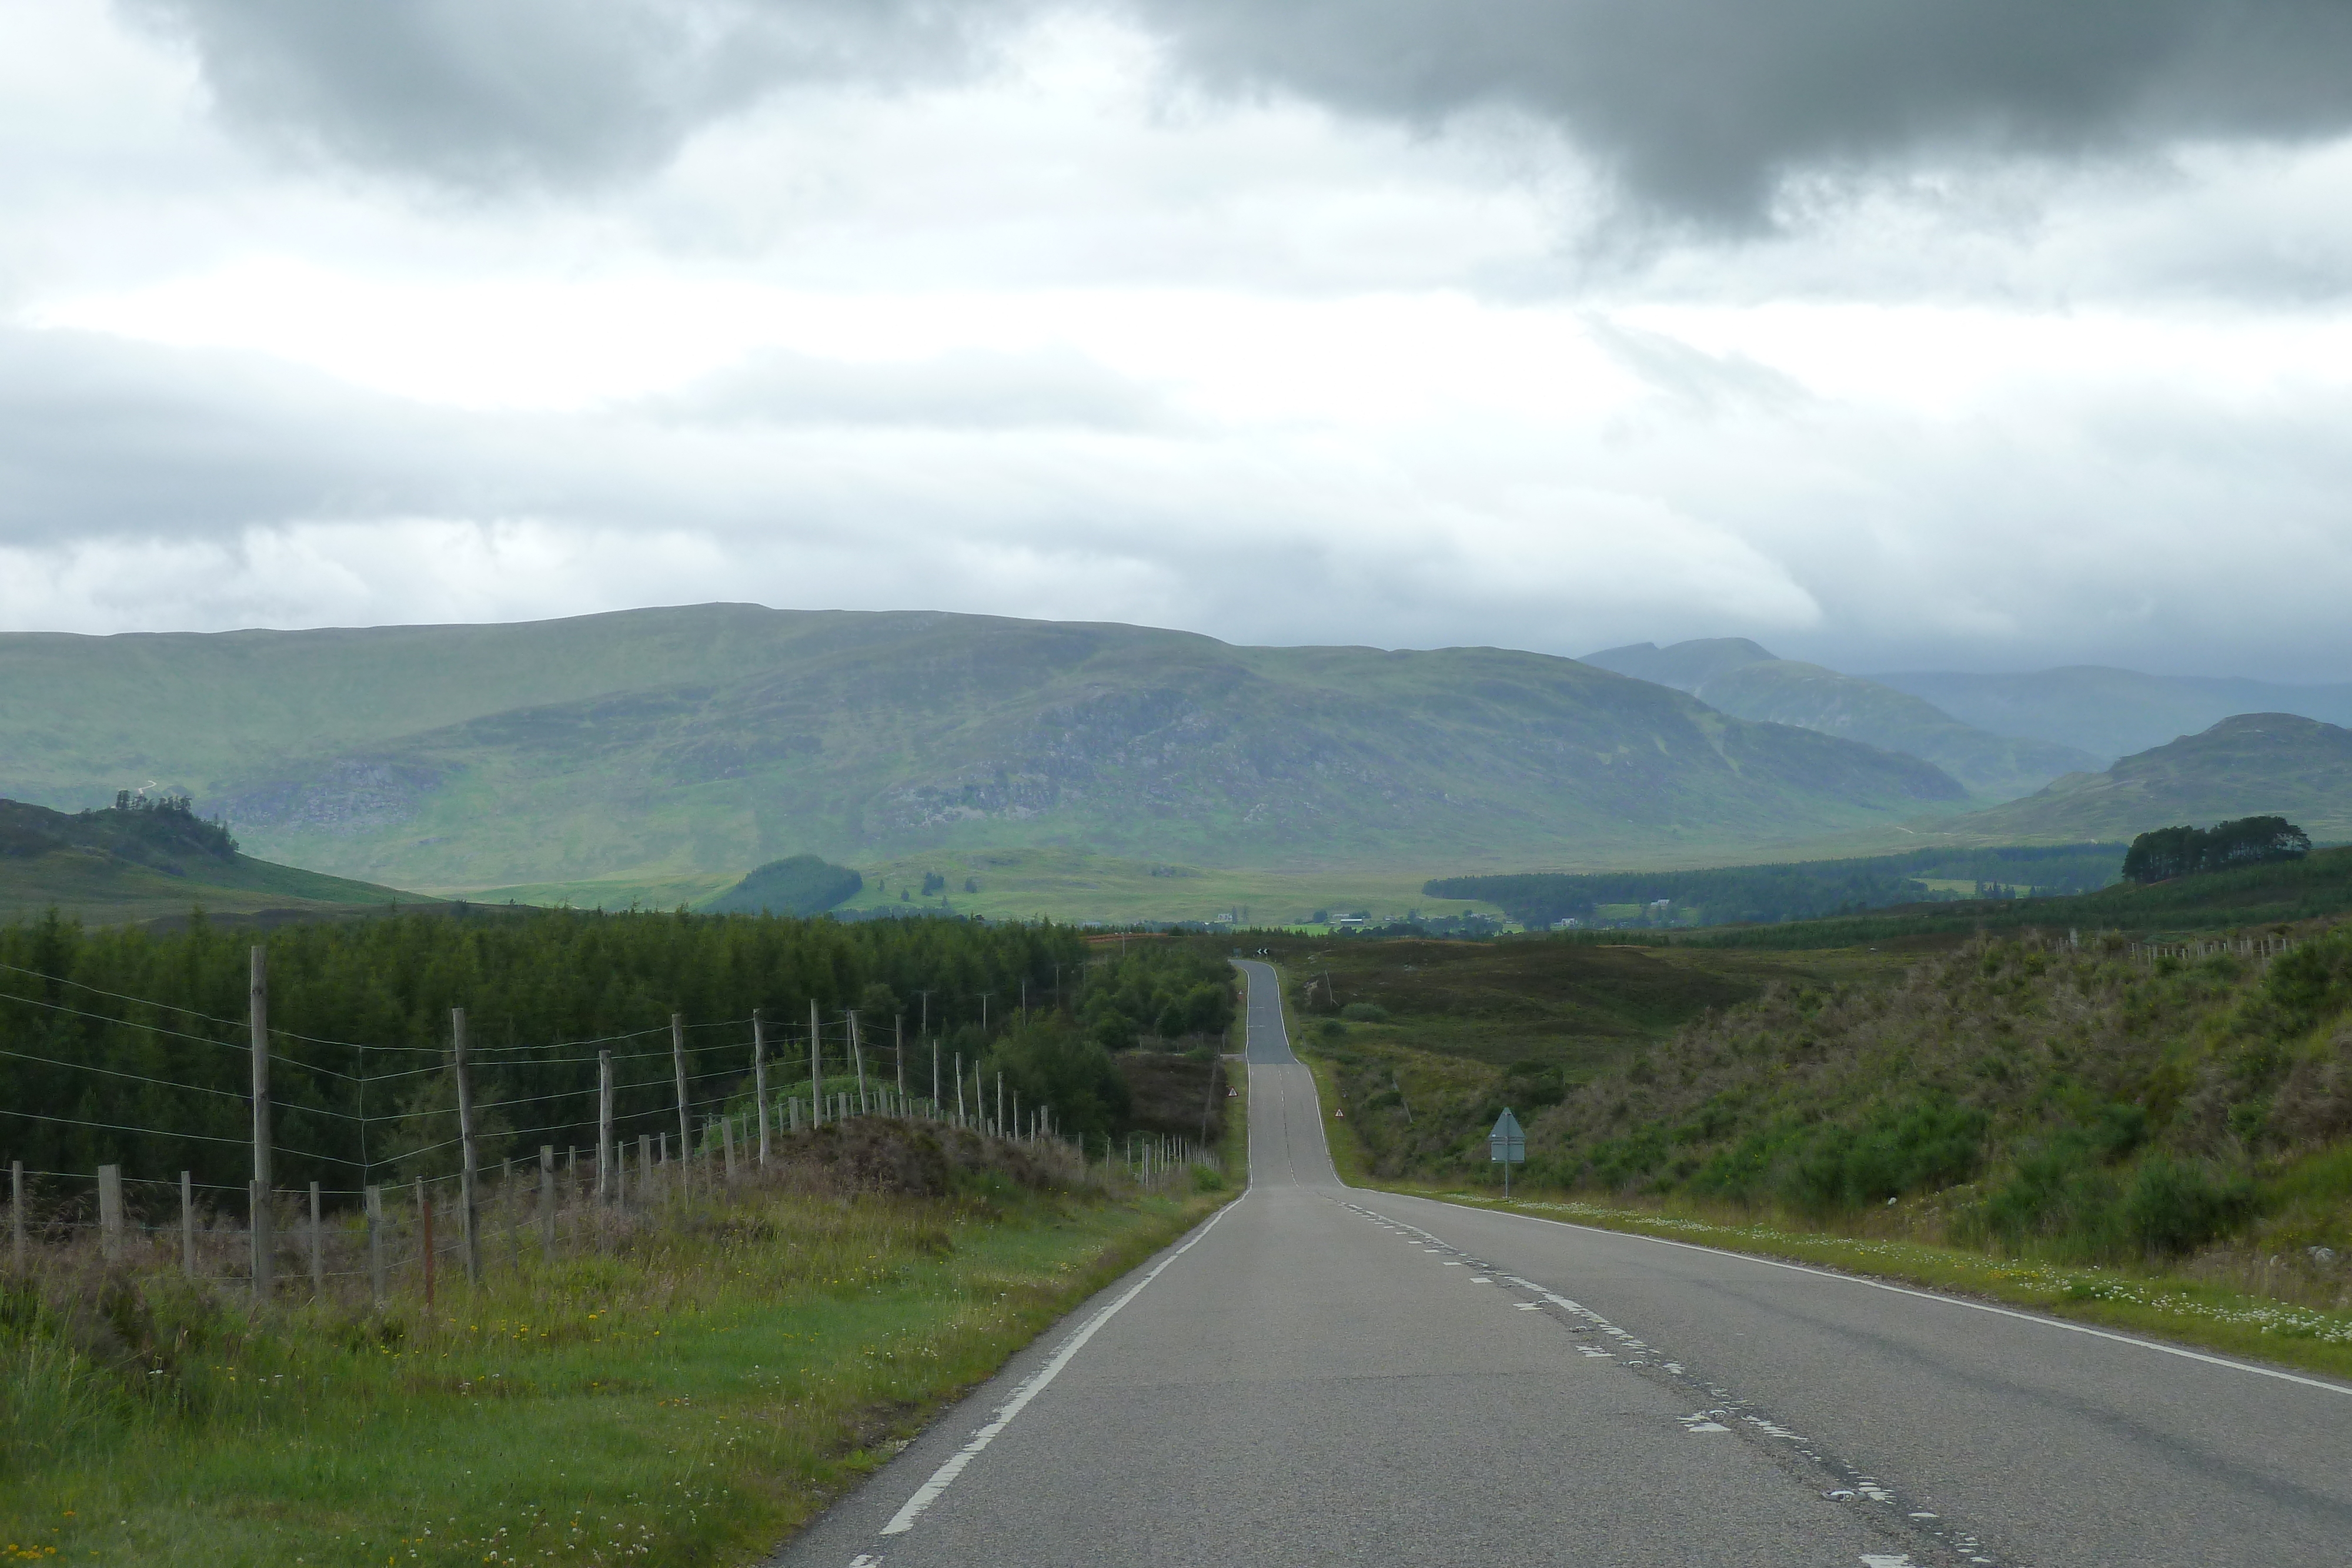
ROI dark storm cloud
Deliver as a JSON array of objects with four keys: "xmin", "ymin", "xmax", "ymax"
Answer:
[
  {"xmin": 124, "ymin": 0, "xmax": 1021, "ymax": 189},
  {"xmin": 1133, "ymin": 0, "xmax": 2352, "ymax": 220},
  {"xmin": 126, "ymin": 0, "xmax": 2352, "ymax": 217}
]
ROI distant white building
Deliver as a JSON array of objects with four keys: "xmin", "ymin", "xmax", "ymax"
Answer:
[{"xmin": 1552, "ymin": 917, "xmax": 1581, "ymax": 930}]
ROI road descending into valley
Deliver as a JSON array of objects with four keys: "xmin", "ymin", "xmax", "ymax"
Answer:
[{"xmin": 771, "ymin": 961, "xmax": 2352, "ymax": 1567}]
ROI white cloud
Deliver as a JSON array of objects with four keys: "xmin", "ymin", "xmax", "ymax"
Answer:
[{"xmin": 0, "ymin": 0, "xmax": 2349, "ymax": 686}]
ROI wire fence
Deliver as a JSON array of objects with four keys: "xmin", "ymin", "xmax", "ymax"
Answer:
[{"xmin": 2, "ymin": 947, "xmax": 1217, "ymax": 1306}]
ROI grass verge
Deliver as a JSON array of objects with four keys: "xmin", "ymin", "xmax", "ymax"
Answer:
[
  {"xmin": 2, "ymin": 1154, "xmax": 1230, "ymax": 1566},
  {"xmin": 1295, "ymin": 1038, "xmax": 2352, "ymax": 1386}
]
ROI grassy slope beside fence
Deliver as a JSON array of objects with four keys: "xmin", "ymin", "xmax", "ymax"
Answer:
[{"xmin": 0, "ymin": 1118, "xmax": 1235, "ymax": 1566}]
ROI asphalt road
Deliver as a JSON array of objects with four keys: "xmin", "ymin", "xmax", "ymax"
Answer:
[{"xmin": 771, "ymin": 959, "xmax": 2352, "ymax": 1568}]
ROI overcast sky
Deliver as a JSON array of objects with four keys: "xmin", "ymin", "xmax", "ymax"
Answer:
[{"xmin": 6, "ymin": 0, "xmax": 2352, "ymax": 678}]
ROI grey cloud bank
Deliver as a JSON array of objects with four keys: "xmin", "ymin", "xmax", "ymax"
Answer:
[{"xmin": 131, "ymin": 0, "xmax": 2352, "ymax": 219}]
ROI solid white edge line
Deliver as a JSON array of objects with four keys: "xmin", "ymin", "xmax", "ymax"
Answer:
[
  {"xmin": 1407, "ymin": 1196, "xmax": 2352, "ymax": 1398},
  {"xmin": 870, "ymin": 1193, "xmax": 1247, "ymax": 1542}
]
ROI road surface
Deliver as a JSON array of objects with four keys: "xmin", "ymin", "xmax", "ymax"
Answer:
[{"xmin": 771, "ymin": 959, "xmax": 2352, "ymax": 1567}]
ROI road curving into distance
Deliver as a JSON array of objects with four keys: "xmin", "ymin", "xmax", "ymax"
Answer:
[{"xmin": 770, "ymin": 959, "xmax": 2352, "ymax": 1567}]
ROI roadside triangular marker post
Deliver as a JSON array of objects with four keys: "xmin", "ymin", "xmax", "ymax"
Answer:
[{"xmin": 1489, "ymin": 1108, "xmax": 1525, "ymax": 1199}]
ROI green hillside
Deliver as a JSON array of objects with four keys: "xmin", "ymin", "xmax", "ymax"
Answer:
[
  {"xmin": 700, "ymin": 854, "xmax": 864, "ymax": 916},
  {"xmin": 1945, "ymin": 714, "xmax": 2352, "ymax": 845},
  {"xmin": 0, "ymin": 606, "xmax": 1968, "ymax": 894},
  {"xmin": 1585, "ymin": 638, "xmax": 2100, "ymax": 797},
  {"xmin": 1873, "ymin": 664, "xmax": 2352, "ymax": 762},
  {"xmin": 0, "ymin": 796, "xmax": 426, "ymax": 922}
]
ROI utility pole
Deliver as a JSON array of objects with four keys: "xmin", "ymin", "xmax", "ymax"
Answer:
[
  {"xmin": 249, "ymin": 945, "xmax": 272, "ymax": 1302},
  {"xmin": 454, "ymin": 1007, "xmax": 482, "ymax": 1285},
  {"xmin": 751, "ymin": 1009, "xmax": 770, "ymax": 1167}
]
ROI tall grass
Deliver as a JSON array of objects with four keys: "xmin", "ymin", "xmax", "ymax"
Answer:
[{"xmin": 0, "ymin": 1122, "xmax": 1227, "ymax": 1566}]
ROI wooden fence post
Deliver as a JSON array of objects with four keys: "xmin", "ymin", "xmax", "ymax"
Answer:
[
  {"xmin": 722, "ymin": 1115, "xmax": 736, "ymax": 1182},
  {"xmin": 808, "ymin": 1000, "xmax": 823, "ymax": 1125},
  {"xmin": 896, "ymin": 1013, "xmax": 906, "ymax": 1101},
  {"xmin": 10, "ymin": 1159, "xmax": 22, "ymax": 1275},
  {"xmin": 538, "ymin": 1145, "xmax": 556, "ymax": 1254},
  {"xmin": 637, "ymin": 1134, "xmax": 651, "ymax": 1205},
  {"xmin": 452, "ymin": 1008, "xmax": 481, "ymax": 1286},
  {"xmin": 249, "ymin": 945, "xmax": 273, "ymax": 1300},
  {"xmin": 308, "ymin": 1180, "xmax": 323, "ymax": 1294},
  {"xmin": 752, "ymin": 1009, "xmax": 770, "ymax": 1169},
  {"xmin": 181, "ymin": 1170, "xmax": 195, "ymax": 1279},
  {"xmin": 671, "ymin": 1014, "xmax": 693, "ymax": 1194},
  {"xmin": 98, "ymin": 1164, "xmax": 123, "ymax": 1262},
  {"xmin": 597, "ymin": 1051, "xmax": 616, "ymax": 1205},
  {"xmin": 850, "ymin": 1011, "xmax": 867, "ymax": 1115},
  {"xmin": 366, "ymin": 1184, "xmax": 385, "ymax": 1307},
  {"xmin": 417, "ymin": 1176, "xmax": 435, "ymax": 1309}
]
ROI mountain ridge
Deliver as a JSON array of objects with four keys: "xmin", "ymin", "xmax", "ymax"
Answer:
[
  {"xmin": 0, "ymin": 796, "xmax": 427, "ymax": 921},
  {"xmin": 1582, "ymin": 638, "xmax": 2101, "ymax": 798},
  {"xmin": 0, "ymin": 606, "xmax": 1967, "ymax": 891},
  {"xmin": 1939, "ymin": 713, "xmax": 2352, "ymax": 844}
]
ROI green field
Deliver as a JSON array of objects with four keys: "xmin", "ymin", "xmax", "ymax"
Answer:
[{"xmin": 455, "ymin": 848, "xmax": 1511, "ymax": 929}]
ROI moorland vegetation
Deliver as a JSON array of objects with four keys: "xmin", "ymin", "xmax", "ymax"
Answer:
[{"xmin": 1426, "ymin": 842, "xmax": 2125, "ymax": 930}]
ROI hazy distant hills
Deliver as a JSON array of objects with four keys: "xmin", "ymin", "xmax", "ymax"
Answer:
[
  {"xmin": 1869, "ymin": 667, "xmax": 2352, "ymax": 763},
  {"xmin": 0, "ymin": 797, "xmax": 420, "ymax": 922},
  {"xmin": 1582, "ymin": 638, "xmax": 2102, "ymax": 798},
  {"xmin": 1942, "ymin": 714, "xmax": 2352, "ymax": 844},
  {"xmin": 0, "ymin": 606, "xmax": 1966, "ymax": 892}
]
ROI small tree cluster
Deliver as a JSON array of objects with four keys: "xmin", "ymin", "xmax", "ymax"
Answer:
[{"xmin": 2122, "ymin": 815, "xmax": 2310, "ymax": 884}]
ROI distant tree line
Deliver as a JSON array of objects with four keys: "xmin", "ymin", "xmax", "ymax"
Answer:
[
  {"xmin": 1426, "ymin": 843, "xmax": 2128, "ymax": 930},
  {"xmin": 95, "ymin": 791, "xmax": 239, "ymax": 857},
  {"xmin": 2122, "ymin": 815, "xmax": 2311, "ymax": 884}
]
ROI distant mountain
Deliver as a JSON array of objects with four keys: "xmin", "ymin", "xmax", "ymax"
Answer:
[
  {"xmin": 1870, "ymin": 667, "xmax": 2352, "ymax": 763},
  {"xmin": 0, "ymin": 606, "xmax": 1966, "ymax": 891},
  {"xmin": 1582, "ymin": 640, "xmax": 2100, "ymax": 800},
  {"xmin": 1578, "ymin": 637, "xmax": 1778, "ymax": 691},
  {"xmin": 1942, "ymin": 714, "xmax": 2352, "ymax": 844},
  {"xmin": 0, "ymin": 796, "xmax": 423, "ymax": 922}
]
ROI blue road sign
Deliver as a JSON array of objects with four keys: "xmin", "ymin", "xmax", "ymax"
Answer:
[
  {"xmin": 1491, "ymin": 1108, "xmax": 1525, "ymax": 1197},
  {"xmin": 1489, "ymin": 1108, "xmax": 1525, "ymax": 1164}
]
